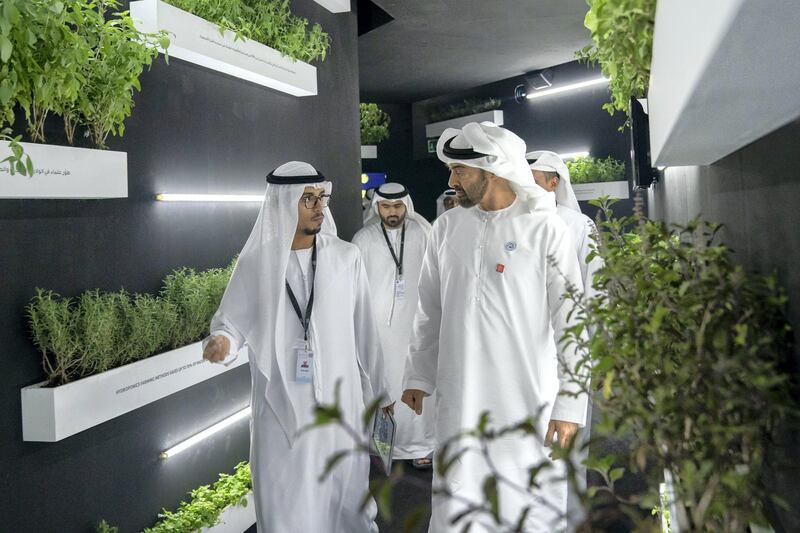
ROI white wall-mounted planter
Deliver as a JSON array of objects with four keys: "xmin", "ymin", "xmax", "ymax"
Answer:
[
  {"xmin": 648, "ymin": 0, "xmax": 800, "ymax": 166},
  {"xmin": 313, "ymin": 0, "xmax": 350, "ymax": 13},
  {"xmin": 425, "ymin": 110, "xmax": 504, "ymax": 139},
  {"xmin": 0, "ymin": 142, "xmax": 127, "ymax": 199},
  {"xmin": 130, "ymin": 0, "xmax": 317, "ymax": 97},
  {"xmin": 572, "ymin": 181, "xmax": 629, "ymax": 202},
  {"xmin": 200, "ymin": 492, "xmax": 257, "ymax": 533},
  {"xmin": 361, "ymin": 145, "xmax": 377, "ymax": 159},
  {"xmin": 21, "ymin": 342, "xmax": 248, "ymax": 442}
]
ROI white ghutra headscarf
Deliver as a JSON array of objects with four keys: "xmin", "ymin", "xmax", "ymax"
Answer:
[
  {"xmin": 364, "ymin": 182, "xmax": 432, "ymax": 231},
  {"xmin": 526, "ymin": 150, "xmax": 581, "ymax": 213}
]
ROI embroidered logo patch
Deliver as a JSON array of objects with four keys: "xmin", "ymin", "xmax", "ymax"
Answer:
[
  {"xmin": 496, "ymin": 263, "xmax": 505, "ymax": 273},
  {"xmin": 504, "ymin": 241, "xmax": 517, "ymax": 252}
]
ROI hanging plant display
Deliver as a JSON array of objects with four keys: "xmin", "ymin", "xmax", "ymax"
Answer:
[{"xmin": 360, "ymin": 103, "xmax": 391, "ymax": 146}]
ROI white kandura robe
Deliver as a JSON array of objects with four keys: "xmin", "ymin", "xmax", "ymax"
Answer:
[
  {"xmin": 403, "ymin": 197, "xmax": 588, "ymax": 533},
  {"xmin": 352, "ymin": 220, "xmax": 436, "ymax": 459},
  {"xmin": 557, "ymin": 204, "xmax": 603, "ymax": 532},
  {"xmin": 211, "ymin": 234, "xmax": 388, "ymax": 533}
]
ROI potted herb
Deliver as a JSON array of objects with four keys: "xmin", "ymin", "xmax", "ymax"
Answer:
[
  {"xmin": 130, "ymin": 0, "xmax": 330, "ymax": 97},
  {"xmin": 0, "ymin": 0, "xmax": 167, "ymax": 197},
  {"xmin": 20, "ymin": 260, "xmax": 246, "ymax": 442},
  {"xmin": 360, "ymin": 103, "xmax": 390, "ymax": 159},
  {"xmin": 424, "ymin": 97, "xmax": 503, "ymax": 140},
  {"xmin": 565, "ymin": 155, "xmax": 629, "ymax": 201},
  {"xmin": 144, "ymin": 462, "xmax": 255, "ymax": 533},
  {"xmin": 563, "ymin": 199, "xmax": 797, "ymax": 531}
]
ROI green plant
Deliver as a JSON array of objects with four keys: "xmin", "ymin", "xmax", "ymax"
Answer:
[
  {"xmin": 26, "ymin": 258, "xmax": 235, "ymax": 386},
  {"xmin": 360, "ymin": 103, "xmax": 390, "ymax": 145},
  {"xmin": 96, "ymin": 519, "xmax": 119, "ymax": 533},
  {"xmin": 427, "ymin": 97, "xmax": 501, "ymax": 124},
  {"xmin": 0, "ymin": 130, "xmax": 32, "ymax": 175},
  {"xmin": 566, "ymin": 155, "xmax": 626, "ymax": 184},
  {"xmin": 166, "ymin": 0, "xmax": 330, "ymax": 63},
  {"xmin": 562, "ymin": 198, "xmax": 797, "ymax": 530},
  {"xmin": 577, "ymin": 0, "xmax": 656, "ymax": 119},
  {"xmin": 0, "ymin": 0, "xmax": 167, "ymax": 148},
  {"xmin": 143, "ymin": 462, "xmax": 252, "ymax": 533}
]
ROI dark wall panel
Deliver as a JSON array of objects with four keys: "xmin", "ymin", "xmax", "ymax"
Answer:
[
  {"xmin": 0, "ymin": 2, "xmax": 361, "ymax": 531},
  {"xmin": 647, "ymin": 119, "xmax": 800, "ymax": 532}
]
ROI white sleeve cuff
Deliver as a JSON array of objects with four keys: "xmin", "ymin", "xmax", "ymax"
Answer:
[
  {"xmin": 403, "ymin": 377, "xmax": 435, "ymax": 397},
  {"xmin": 550, "ymin": 392, "xmax": 589, "ymax": 427}
]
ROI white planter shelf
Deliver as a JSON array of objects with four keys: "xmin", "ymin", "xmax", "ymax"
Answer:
[
  {"xmin": 130, "ymin": 0, "xmax": 317, "ymax": 97},
  {"xmin": 572, "ymin": 181, "xmax": 629, "ymax": 202},
  {"xmin": 0, "ymin": 142, "xmax": 127, "ymax": 199},
  {"xmin": 425, "ymin": 110, "xmax": 504, "ymax": 139},
  {"xmin": 313, "ymin": 0, "xmax": 350, "ymax": 13},
  {"xmin": 648, "ymin": 0, "xmax": 800, "ymax": 166},
  {"xmin": 360, "ymin": 145, "xmax": 377, "ymax": 159},
  {"xmin": 200, "ymin": 492, "xmax": 257, "ymax": 533},
  {"xmin": 21, "ymin": 342, "xmax": 248, "ymax": 442}
]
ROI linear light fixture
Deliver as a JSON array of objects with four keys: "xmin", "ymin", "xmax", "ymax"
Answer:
[
  {"xmin": 559, "ymin": 151, "xmax": 590, "ymax": 160},
  {"xmin": 526, "ymin": 77, "xmax": 609, "ymax": 100},
  {"xmin": 160, "ymin": 406, "xmax": 251, "ymax": 459},
  {"xmin": 155, "ymin": 193, "xmax": 263, "ymax": 202}
]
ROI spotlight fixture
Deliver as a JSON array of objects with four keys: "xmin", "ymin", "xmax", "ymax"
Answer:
[
  {"xmin": 525, "ymin": 77, "xmax": 609, "ymax": 100},
  {"xmin": 160, "ymin": 406, "xmax": 251, "ymax": 459},
  {"xmin": 155, "ymin": 193, "xmax": 263, "ymax": 202}
]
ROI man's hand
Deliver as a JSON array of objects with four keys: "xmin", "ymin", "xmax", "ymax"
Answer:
[
  {"xmin": 382, "ymin": 402, "xmax": 395, "ymax": 418},
  {"xmin": 203, "ymin": 335, "xmax": 231, "ymax": 363},
  {"xmin": 545, "ymin": 419, "xmax": 579, "ymax": 459},
  {"xmin": 401, "ymin": 389, "xmax": 426, "ymax": 415}
]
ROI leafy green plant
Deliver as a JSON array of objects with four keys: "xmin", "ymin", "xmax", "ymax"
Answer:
[
  {"xmin": 26, "ymin": 258, "xmax": 235, "ymax": 386},
  {"xmin": 427, "ymin": 97, "xmax": 501, "ymax": 124},
  {"xmin": 577, "ymin": 0, "xmax": 656, "ymax": 118},
  {"xmin": 566, "ymin": 155, "xmax": 626, "ymax": 184},
  {"xmin": 143, "ymin": 462, "xmax": 252, "ymax": 533},
  {"xmin": 360, "ymin": 103, "xmax": 391, "ymax": 145},
  {"xmin": 96, "ymin": 519, "xmax": 119, "ymax": 533},
  {"xmin": 0, "ymin": 0, "xmax": 167, "ymax": 148},
  {"xmin": 562, "ymin": 198, "xmax": 797, "ymax": 531},
  {"xmin": 0, "ymin": 130, "xmax": 32, "ymax": 176},
  {"xmin": 166, "ymin": 0, "xmax": 330, "ymax": 63}
]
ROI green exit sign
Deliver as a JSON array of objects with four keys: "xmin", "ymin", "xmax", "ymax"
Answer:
[{"xmin": 427, "ymin": 138, "xmax": 438, "ymax": 153}]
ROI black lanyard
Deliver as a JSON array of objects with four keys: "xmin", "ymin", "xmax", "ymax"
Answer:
[
  {"xmin": 381, "ymin": 222, "xmax": 406, "ymax": 276},
  {"xmin": 285, "ymin": 242, "xmax": 316, "ymax": 343}
]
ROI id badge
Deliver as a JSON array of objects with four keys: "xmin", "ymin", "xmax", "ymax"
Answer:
[
  {"xmin": 295, "ymin": 348, "xmax": 314, "ymax": 383},
  {"xmin": 394, "ymin": 277, "xmax": 407, "ymax": 301}
]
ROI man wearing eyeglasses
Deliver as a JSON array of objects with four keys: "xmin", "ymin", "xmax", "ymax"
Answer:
[{"xmin": 202, "ymin": 161, "xmax": 393, "ymax": 533}]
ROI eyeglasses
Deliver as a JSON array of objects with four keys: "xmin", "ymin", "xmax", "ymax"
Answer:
[{"xmin": 301, "ymin": 194, "xmax": 331, "ymax": 209}]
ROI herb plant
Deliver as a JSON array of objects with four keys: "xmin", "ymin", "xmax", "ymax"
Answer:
[
  {"xmin": 143, "ymin": 462, "xmax": 252, "ymax": 533},
  {"xmin": 166, "ymin": 0, "xmax": 330, "ymax": 63},
  {"xmin": 562, "ymin": 198, "xmax": 797, "ymax": 530},
  {"xmin": 577, "ymin": 0, "xmax": 656, "ymax": 118},
  {"xmin": 27, "ymin": 258, "xmax": 235, "ymax": 386},
  {"xmin": 0, "ymin": 0, "xmax": 167, "ymax": 149},
  {"xmin": 427, "ymin": 97, "xmax": 501, "ymax": 124},
  {"xmin": 566, "ymin": 155, "xmax": 626, "ymax": 184},
  {"xmin": 360, "ymin": 103, "xmax": 391, "ymax": 145}
]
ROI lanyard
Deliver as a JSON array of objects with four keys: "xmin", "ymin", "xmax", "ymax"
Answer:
[
  {"xmin": 381, "ymin": 222, "xmax": 406, "ymax": 276},
  {"xmin": 285, "ymin": 242, "xmax": 316, "ymax": 343}
]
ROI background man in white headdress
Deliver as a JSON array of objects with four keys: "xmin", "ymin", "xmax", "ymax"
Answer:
[
  {"xmin": 202, "ymin": 161, "xmax": 393, "ymax": 533},
  {"xmin": 401, "ymin": 123, "xmax": 589, "ymax": 532},
  {"xmin": 436, "ymin": 189, "xmax": 459, "ymax": 217},
  {"xmin": 527, "ymin": 150, "xmax": 603, "ymax": 531},
  {"xmin": 353, "ymin": 183, "xmax": 435, "ymax": 468}
]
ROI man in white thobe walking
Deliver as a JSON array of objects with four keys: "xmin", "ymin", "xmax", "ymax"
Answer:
[
  {"xmin": 401, "ymin": 123, "xmax": 589, "ymax": 532},
  {"xmin": 353, "ymin": 182, "xmax": 435, "ymax": 467},
  {"xmin": 203, "ymin": 162, "xmax": 393, "ymax": 533}
]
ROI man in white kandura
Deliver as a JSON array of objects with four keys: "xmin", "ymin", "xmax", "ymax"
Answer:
[
  {"xmin": 202, "ymin": 161, "xmax": 393, "ymax": 533},
  {"xmin": 528, "ymin": 150, "xmax": 603, "ymax": 531},
  {"xmin": 353, "ymin": 182, "xmax": 435, "ymax": 468},
  {"xmin": 401, "ymin": 123, "xmax": 589, "ymax": 532},
  {"xmin": 435, "ymin": 188, "xmax": 459, "ymax": 217}
]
